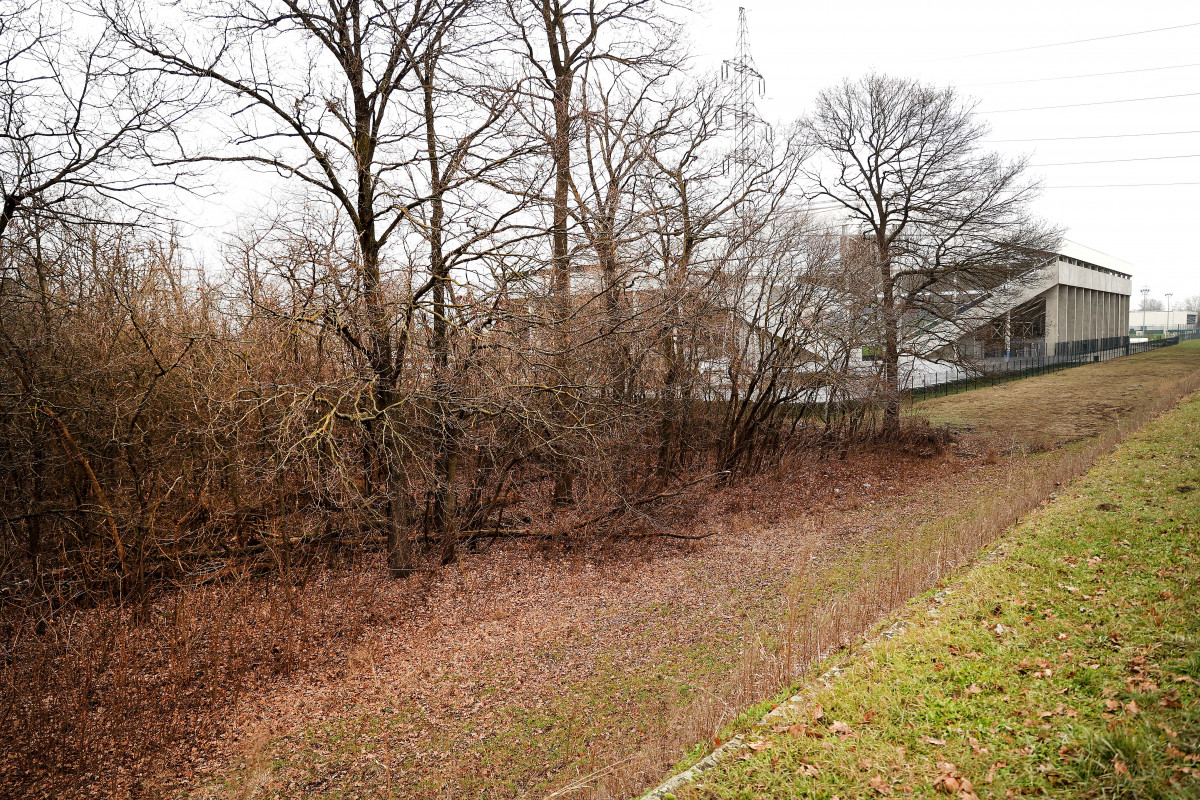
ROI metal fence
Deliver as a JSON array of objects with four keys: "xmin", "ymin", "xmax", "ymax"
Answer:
[{"xmin": 906, "ymin": 330, "xmax": 1200, "ymax": 403}]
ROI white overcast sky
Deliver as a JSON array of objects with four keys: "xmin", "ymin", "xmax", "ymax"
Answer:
[
  {"xmin": 684, "ymin": 1, "xmax": 1200, "ymax": 306},
  {"xmin": 185, "ymin": 2, "xmax": 1198, "ymax": 306}
]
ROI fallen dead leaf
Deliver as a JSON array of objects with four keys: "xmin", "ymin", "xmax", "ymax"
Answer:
[
  {"xmin": 934, "ymin": 774, "xmax": 960, "ymax": 793},
  {"xmin": 786, "ymin": 723, "xmax": 824, "ymax": 739}
]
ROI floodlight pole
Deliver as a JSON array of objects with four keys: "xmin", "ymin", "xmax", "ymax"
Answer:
[
  {"xmin": 1141, "ymin": 286, "xmax": 1150, "ymax": 332},
  {"xmin": 1166, "ymin": 292, "xmax": 1173, "ymax": 333}
]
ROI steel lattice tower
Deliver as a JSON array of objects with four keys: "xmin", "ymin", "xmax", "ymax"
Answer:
[{"xmin": 722, "ymin": 7, "xmax": 765, "ymax": 207}]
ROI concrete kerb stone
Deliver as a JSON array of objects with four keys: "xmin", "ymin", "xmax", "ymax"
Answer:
[
  {"xmin": 631, "ymin": 660, "xmax": 850, "ymax": 800},
  {"xmin": 631, "ymin": 580, "xmax": 979, "ymax": 799}
]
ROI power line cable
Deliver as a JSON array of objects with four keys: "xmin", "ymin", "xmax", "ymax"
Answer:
[
  {"xmin": 967, "ymin": 62, "xmax": 1200, "ymax": 86},
  {"xmin": 1031, "ymin": 153, "xmax": 1200, "ymax": 166},
  {"xmin": 986, "ymin": 91, "xmax": 1200, "ymax": 113},
  {"xmin": 950, "ymin": 21, "xmax": 1200, "ymax": 59},
  {"xmin": 986, "ymin": 130, "xmax": 1200, "ymax": 142},
  {"xmin": 1045, "ymin": 181, "xmax": 1200, "ymax": 188}
]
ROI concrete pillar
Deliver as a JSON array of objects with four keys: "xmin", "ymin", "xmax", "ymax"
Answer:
[
  {"xmin": 1077, "ymin": 288, "xmax": 1085, "ymax": 342},
  {"xmin": 1100, "ymin": 292, "xmax": 1107, "ymax": 342},
  {"xmin": 1083, "ymin": 289, "xmax": 1091, "ymax": 342},
  {"xmin": 1088, "ymin": 289, "xmax": 1096, "ymax": 342},
  {"xmin": 1074, "ymin": 287, "xmax": 1082, "ymax": 342},
  {"xmin": 1044, "ymin": 287, "xmax": 1060, "ymax": 350},
  {"xmin": 1065, "ymin": 287, "xmax": 1073, "ymax": 345},
  {"xmin": 1060, "ymin": 286, "xmax": 1069, "ymax": 351},
  {"xmin": 1107, "ymin": 292, "xmax": 1115, "ymax": 342}
]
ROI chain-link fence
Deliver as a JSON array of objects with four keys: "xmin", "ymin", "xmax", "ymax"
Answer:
[{"xmin": 906, "ymin": 330, "xmax": 1200, "ymax": 403}]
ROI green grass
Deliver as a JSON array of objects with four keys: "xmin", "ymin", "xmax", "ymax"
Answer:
[{"xmin": 680, "ymin": 393, "xmax": 1200, "ymax": 800}]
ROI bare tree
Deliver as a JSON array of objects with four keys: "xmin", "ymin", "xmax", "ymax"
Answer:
[
  {"xmin": 405, "ymin": 4, "xmax": 533, "ymax": 564},
  {"xmin": 504, "ymin": 0, "xmax": 678, "ymax": 504},
  {"xmin": 0, "ymin": 0, "xmax": 192, "ymax": 243},
  {"xmin": 105, "ymin": 0, "xmax": 530, "ymax": 573},
  {"xmin": 642, "ymin": 78, "xmax": 806, "ymax": 478},
  {"xmin": 566, "ymin": 69, "xmax": 669, "ymax": 398},
  {"xmin": 711, "ymin": 210, "xmax": 839, "ymax": 475},
  {"xmin": 1137, "ymin": 296, "xmax": 1165, "ymax": 312},
  {"xmin": 802, "ymin": 74, "xmax": 1060, "ymax": 430}
]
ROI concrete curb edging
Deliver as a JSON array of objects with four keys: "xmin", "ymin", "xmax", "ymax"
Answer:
[
  {"xmin": 631, "ymin": 598, "xmax": 955, "ymax": 800},
  {"xmin": 632, "ymin": 732, "xmax": 748, "ymax": 800},
  {"xmin": 632, "ymin": 657, "xmax": 855, "ymax": 800}
]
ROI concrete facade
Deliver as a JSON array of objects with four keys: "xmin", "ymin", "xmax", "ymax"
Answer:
[
  {"xmin": 941, "ymin": 240, "xmax": 1133, "ymax": 360},
  {"xmin": 1036, "ymin": 242, "xmax": 1132, "ymax": 353}
]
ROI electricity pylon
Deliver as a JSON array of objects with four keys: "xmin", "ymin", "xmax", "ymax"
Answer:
[{"xmin": 722, "ymin": 6, "xmax": 766, "ymax": 209}]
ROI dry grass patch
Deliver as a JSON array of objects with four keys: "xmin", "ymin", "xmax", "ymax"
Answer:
[{"xmin": 913, "ymin": 340, "xmax": 1200, "ymax": 450}]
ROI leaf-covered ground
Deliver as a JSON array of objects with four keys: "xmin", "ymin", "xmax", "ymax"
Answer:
[{"xmin": 680, "ymin": 389, "xmax": 1200, "ymax": 799}]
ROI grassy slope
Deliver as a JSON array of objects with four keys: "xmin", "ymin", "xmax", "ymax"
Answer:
[
  {"xmin": 682, "ymin": 392, "xmax": 1200, "ymax": 800},
  {"xmin": 912, "ymin": 341, "xmax": 1200, "ymax": 450}
]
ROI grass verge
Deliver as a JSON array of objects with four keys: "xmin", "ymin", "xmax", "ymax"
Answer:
[{"xmin": 677, "ymin": 391, "xmax": 1200, "ymax": 799}]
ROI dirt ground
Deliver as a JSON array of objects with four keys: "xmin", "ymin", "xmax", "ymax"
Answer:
[
  {"xmin": 10, "ymin": 342, "xmax": 1200, "ymax": 800},
  {"xmin": 914, "ymin": 342, "xmax": 1200, "ymax": 450}
]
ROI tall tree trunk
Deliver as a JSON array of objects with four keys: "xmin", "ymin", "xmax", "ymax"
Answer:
[
  {"xmin": 348, "ymin": 50, "xmax": 409, "ymax": 575},
  {"xmin": 657, "ymin": 214, "xmax": 694, "ymax": 480},
  {"xmin": 550, "ymin": 69, "xmax": 575, "ymax": 506},
  {"xmin": 880, "ymin": 257, "xmax": 901, "ymax": 433},
  {"xmin": 423, "ymin": 67, "xmax": 458, "ymax": 565},
  {"xmin": 597, "ymin": 213, "xmax": 627, "ymax": 398},
  {"xmin": 656, "ymin": 313, "xmax": 684, "ymax": 481},
  {"xmin": 0, "ymin": 194, "xmax": 19, "ymax": 244}
]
